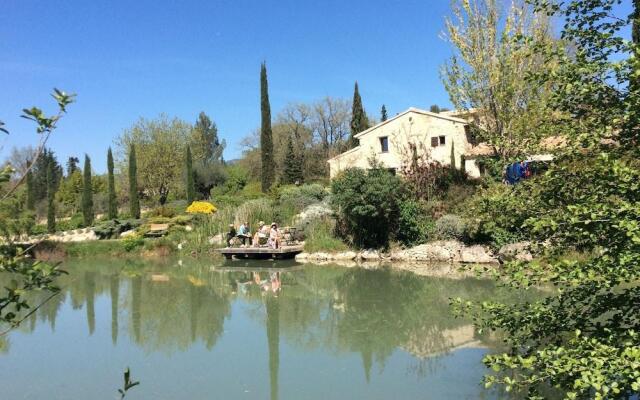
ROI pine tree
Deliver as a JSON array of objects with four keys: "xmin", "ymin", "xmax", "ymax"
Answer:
[
  {"xmin": 129, "ymin": 145, "xmax": 140, "ymax": 219},
  {"xmin": 349, "ymin": 82, "xmax": 369, "ymax": 148},
  {"xmin": 185, "ymin": 145, "xmax": 195, "ymax": 204},
  {"xmin": 25, "ymin": 164, "xmax": 35, "ymax": 211},
  {"xmin": 107, "ymin": 147, "xmax": 117, "ymax": 219},
  {"xmin": 381, "ymin": 105, "xmax": 388, "ymax": 122},
  {"xmin": 66, "ymin": 156, "xmax": 80, "ymax": 176},
  {"xmin": 283, "ymin": 135, "xmax": 304, "ymax": 184},
  {"xmin": 46, "ymin": 160, "xmax": 56, "ymax": 233},
  {"xmin": 260, "ymin": 62, "xmax": 275, "ymax": 192},
  {"xmin": 430, "ymin": 104, "xmax": 441, "ymax": 113},
  {"xmin": 192, "ymin": 112, "xmax": 224, "ymax": 164},
  {"xmin": 33, "ymin": 148, "xmax": 62, "ymax": 202},
  {"xmin": 82, "ymin": 154, "xmax": 94, "ymax": 227}
]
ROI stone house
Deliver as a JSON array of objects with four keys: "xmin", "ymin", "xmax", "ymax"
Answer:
[{"xmin": 327, "ymin": 107, "xmax": 486, "ymax": 179}]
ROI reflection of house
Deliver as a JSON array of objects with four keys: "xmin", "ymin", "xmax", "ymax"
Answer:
[
  {"xmin": 401, "ymin": 324, "xmax": 484, "ymax": 359},
  {"xmin": 328, "ymin": 107, "xmax": 486, "ymax": 179}
]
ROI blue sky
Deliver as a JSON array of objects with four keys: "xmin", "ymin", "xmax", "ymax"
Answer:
[
  {"xmin": 0, "ymin": 0, "xmax": 456, "ymax": 172},
  {"xmin": 0, "ymin": 0, "xmax": 632, "ymax": 173}
]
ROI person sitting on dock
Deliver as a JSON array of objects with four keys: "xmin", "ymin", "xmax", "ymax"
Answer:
[
  {"xmin": 252, "ymin": 221, "xmax": 268, "ymax": 247},
  {"xmin": 226, "ymin": 224, "xmax": 237, "ymax": 247},
  {"xmin": 268, "ymin": 223, "xmax": 281, "ymax": 249},
  {"xmin": 237, "ymin": 221, "xmax": 250, "ymax": 247}
]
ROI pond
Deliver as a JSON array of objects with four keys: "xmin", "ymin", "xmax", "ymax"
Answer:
[{"xmin": 0, "ymin": 259, "xmax": 517, "ymax": 399}]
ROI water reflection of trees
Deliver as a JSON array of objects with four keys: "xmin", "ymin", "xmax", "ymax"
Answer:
[{"xmin": 2, "ymin": 260, "xmax": 525, "ymax": 384}]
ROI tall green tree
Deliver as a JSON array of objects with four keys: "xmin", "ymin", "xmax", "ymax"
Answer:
[
  {"xmin": 116, "ymin": 115, "xmax": 192, "ymax": 205},
  {"xmin": 25, "ymin": 165, "xmax": 35, "ymax": 211},
  {"xmin": 633, "ymin": 0, "xmax": 640, "ymax": 46},
  {"xmin": 107, "ymin": 147, "xmax": 117, "ymax": 219},
  {"xmin": 442, "ymin": 0, "xmax": 557, "ymax": 160},
  {"xmin": 632, "ymin": 0, "xmax": 640, "ymax": 91},
  {"xmin": 185, "ymin": 145, "xmax": 195, "ymax": 204},
  {"xmin": 46, "ymin": 159, "xmax": 56, "ymax": 233},
  {"xmin": 349, "ymin": 82, "xmax": 369, "ymax": 149},
  {"xmin": 450, "ymin": 142, "xmax": 456, "ymax": 169},
  {"xmin": 454, "ymin": 1, "xmax": 640, "ymax": 398},
  {"xmin": 380, "ymin": 105, "xmax": 388, "ymax": 122},
  {"xmin": 191, "ymin": 112, "xmax": 226, "ymax": 197},
  {"xmin": 282, "ymin": 135, "xmax": 303, "ymax": 185},
  {"xmin": 66, "ymin": 156, "xmax": 79, "ymax": 176},
  {"xmin": 191, "ymin": 112, "xmax": 225, "ymax": 164},
  {"xmin": 32, "ymin": 148, "xmax": 62, "ymax": 203},
  {"xmin": 260, "ymin": 62, "xmax": 275, "ymax": 192},
  {"xmin": 81, "ymin": 154, "xmax": 93, "ymax": 227},
  {"xmin": 128, "ymin": 145, "xmax": 140, "ymax": 219}
]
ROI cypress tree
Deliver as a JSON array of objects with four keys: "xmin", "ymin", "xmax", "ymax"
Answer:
[
  {"xmin": 82, "ymin": 154, "xmax": 94, "ymax": 227},
  {"xmin": 46, "ymin": 160, "xmax": 56, "ymax": 233},
  {"xmin": 129, "ymin": 145, "xmax": 140, "ymax": 219},
  {"xmin": 349, "ymin": 82, "xmax": 369, "ymax": 148},
  {"xmin": 381, "ymin": 104, "xmax": 388, "ymax": 122},
  {"xmin": 260, "ymin": 62, "xmax": 275, "ymax": 192},
  {"xmin": 185, "ymin": 145, "xmax": 195, "ymax": 204},
  {"xmin": 283, "ymin": 135, "xmax": 303, "ymax": 185},
  {"xmin": 107, "ymin": 147, "xmax": 117, "ymax": 219},
  {"xmin": 450, "ymin": 141, "xmax": 456, "ymax": 169},
  {"xmin": 25, "ymin": 164, "xmax": 35, "ymax": 211}
]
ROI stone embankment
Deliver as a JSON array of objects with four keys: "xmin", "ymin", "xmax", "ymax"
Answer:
[
  {"xmin": 296, "ymin": 240, "xmax": 533, "ymax": 265},
  {"xmin": 6, "ymin": 228, "xmax": 98, "ymax": 244}
]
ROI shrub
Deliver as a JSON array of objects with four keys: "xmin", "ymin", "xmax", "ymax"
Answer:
[
  {"xmin": 148, "ymin": 205, "xmax": 176, "ymax": 218},
  {"xmin": 277, "ymin": 183, "xmax": 329, "ymax": 220},
  {"xmin": 397, "ymin": 199, "xmax": 433, "ymax": 247},
  {"xmin": 170, "ymin": 214, "xmax": 193, "ymax": 226},
  {"xmin": 56, "ymin": 213, "xmax": 85, "ymax": 232},
  {"xmin": 461, "ymin": 180, "xmax": 541, "ymax": 246},
  {"xmin": 302, "ymin": 217, "xmax": 348, "ymax": 253},
  {"xmin": 147, "ymin": 216, "xmax": 172, "ymax": 224},
  {"xmin": 93, "ymin": 219, "xmax": 141, "ymax": 239},
  {"xmin": 434, "ymin": 214, "xmax": 466, "ymax": 241},
  {"xmin": 122, "ymin": 234, "xmax": 144, "ymax": 252},
  {"xmin": 234, "ymin": 198, "xmax": 274, "ymax": 227},
  {"xmin": 186, "ymin": 201, "xmax": 217, "ymax": 215},
  {"xmin": 31, "ymin": 224, "xmax": 47, "ymax": 236},
  {"xmin": 331, "ymin": 167, "xmax": 406, "ymax": 249}
]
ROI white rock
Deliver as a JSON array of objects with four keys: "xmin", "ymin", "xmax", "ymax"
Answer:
[
  {"xmin": 498, "ymin": 242, "xmax": 533, "ymax": 262},
  {"xmin": 333, "ymin": 251, "xmax": 357, "ymax": 261},
  {"xmin": 209, "ymin": 234, "xmax": 223, "ymax": 245},
  {"xmin": 184, "ymin": 225, "xmax": 193, "ymax": 232},
  {"xmin": 359, "ymin": 249, "xmax": 380, "ymax": 261},
  {"xmin": 120, "ymin": 230, "xmax": 136, "ymax": 238},
  {"xmin": 392, "ymin": 241, "xmax": 462, "ymax": 262},
  {"xmin": 460, "ymin": 245, "xmax": 498, "ymax": 264}
]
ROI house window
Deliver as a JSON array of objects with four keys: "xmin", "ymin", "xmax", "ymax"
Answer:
[
  {"xmin": 431, "ymin": 135, "xmax": 446, "ymax": 147},
  {"xmin": 379, "ymin": 137, "xmax": 389, "ymax": 153}
]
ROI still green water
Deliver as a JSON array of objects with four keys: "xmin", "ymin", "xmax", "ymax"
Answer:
[{"xmin": 0, "ymin": 258, "xmax": 515, "ymax": 399}]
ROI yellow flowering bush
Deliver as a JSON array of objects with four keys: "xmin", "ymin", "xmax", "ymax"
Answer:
[{"xmin": 186, "ymin": 201, "xmax": 217, "ymax": 215}]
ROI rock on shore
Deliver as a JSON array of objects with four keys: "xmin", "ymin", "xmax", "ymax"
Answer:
[{"xmin": 296, "ymin": 240, "xmax": 499, "ymax": 264}]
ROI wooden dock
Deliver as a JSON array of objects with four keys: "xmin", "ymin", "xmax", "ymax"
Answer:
[{"xmin": 216, "ymin": 245, "xmax": 304, "ymax": 260}]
